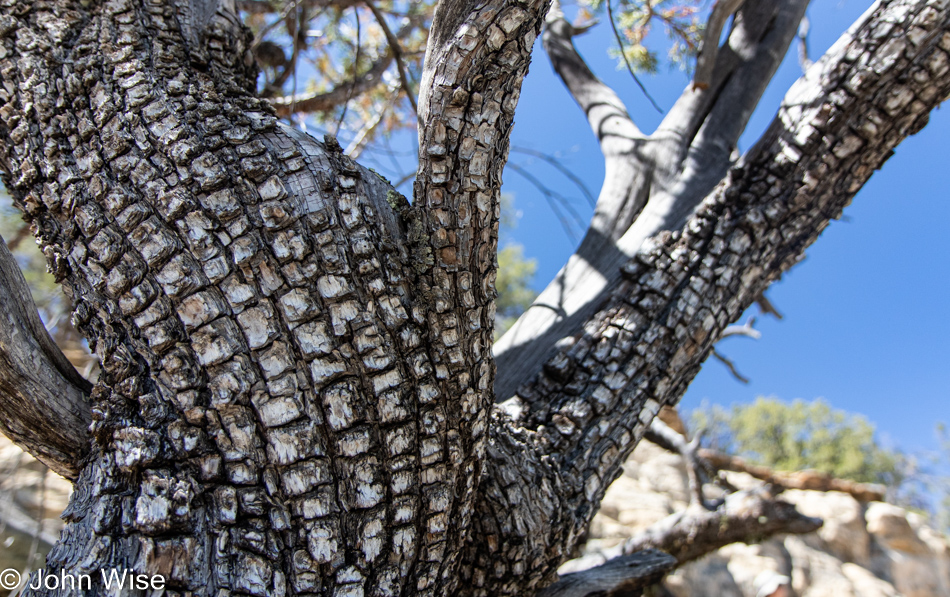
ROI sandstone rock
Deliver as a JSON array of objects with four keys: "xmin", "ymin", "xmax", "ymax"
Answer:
[
  {"xmin": 782, "ymin": 489, "xmax": 871, "ymax": 566},
  {"xmin": 574, "ymin": 440, "xmax": 950, "ymax": 597}
]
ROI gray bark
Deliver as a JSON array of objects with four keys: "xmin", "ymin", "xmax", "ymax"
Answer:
[
  {"xmin": 0, "ymin": 0, "xmax": 947, "ymax": 595},
  {"xmin": 0, "ymin": 237, "xmax": 91, "ymax": 479},
  {"xmin": 494, "ymin": 0, "xmax": 810, "ymax": 402}
]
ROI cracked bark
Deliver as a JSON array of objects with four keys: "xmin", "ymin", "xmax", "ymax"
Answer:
[{"xmin": 0, "ymin": 0, "xmax": 948, "ymax": 596}]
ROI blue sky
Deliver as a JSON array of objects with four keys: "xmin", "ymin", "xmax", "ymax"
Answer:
[{"xmin": 498, "ymin": 0, "xmax": 949, "ymax": 459}]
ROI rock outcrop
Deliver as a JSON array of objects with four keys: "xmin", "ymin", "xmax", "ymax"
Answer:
[{"xmin": 575, "ymin": 441, "xmax": 950, "ymax": 597}]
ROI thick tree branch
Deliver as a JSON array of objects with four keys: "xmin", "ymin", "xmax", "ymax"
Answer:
[
  {"xmin": 550, "ymin": 489, "xmax": 820, "ymax": 595},
  {"xmin": 237, "ymin": 0, "xmax": 360, "ymax": 13},
  {"xmin": 495, "ymin": 2, "xmax": 810, "ymax": 404},
  {"xmin": 480, "ymin": 1, "xmax": 950, "ymax": 589},
  {"xmin": 542, "ymin": 1, "xmax": 643, "ymax": 155},
  {"xmin": 540, "ymin": 549, "xmax": 676, "ymax": 597},
  {"xmin": 692, "ymin": 0, "xmax": 746, "ymax": 90},
  {"xmin": 620, "ymin": 487, "xmax": 822, "ymax": 564},
  {"xmin": 0, "ymin": 238, "xmax": 91, "ymax": 480}
]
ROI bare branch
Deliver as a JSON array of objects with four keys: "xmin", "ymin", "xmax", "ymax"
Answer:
[
  {"xmin": 721, "ymin": 316, "xmax": 761, "ymax": 340},
  {"xmin": 507, "ymin": 162, "xmax": 586, "ymax": 241},
  {"xmin": 692, "ymin": 0, "xmax": 745, "ymax": 90},
  {"xmin": 345, "ymin": 86, "xmax": 400, "ymax": 158},
  {"xmin": 619, "ymin": 486, "xmax": 822, "ymax": 565},
  {"xmin": 0, "ymin": 237, "xmax": 91, "ymax": 480},
  {"xmin": 711, "ymin": 349, "xmax": 750, "ymax": 384},
  {"xmin": 238, "ymin": 0, "xmax": 360, "ymax": 13},
  {"xmin": 511, "ymin": 146, "xmax": 596, "ymax": 208},
  {"xmin": 542, "ymin": 1, "xmax": 643, "ymax": 154},
  {"xmin": 269, "ymin": 51, "xmax": 394, "ymax": 116},
  {"xmin": 551, "ymin": 489, "xmax": 820, "ymax": 595},
  {"xmin": 645, "ymin": 419, "xmax": 719, "ymax": 510},
  {"xmin": 699, "ymin": 450, "xmax": 887, "ymax": 502},
  {"xmin": 365, "ymin": 1, "xmax": 418, "ymax": 115},
  {"xmin": 798, "ymin": 15, "xmax": 814, "ymax": 72},
  {"xmin": 605, "ymin": 0, "xmax": 663, "ymax": 113},
  {"xmin": 539, "ymin": 549, "xmax": 676, "ymax": 597}
]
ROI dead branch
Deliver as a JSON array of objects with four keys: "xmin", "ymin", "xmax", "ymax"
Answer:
[
  {"xmin": 645, "ymin": 419, "xmax": 719, "ymax": 510},
  {"xmin": 755, "ymin": 291, "xmax": 784, "ymax": 320},
  {"xmin": 270, "ymin": 52, "xmax": 394, "ymax": 116},
  {"xmin": 621, "ymin": 486, "xmax": 822, "ymax": 565},
  {"xmin": 699, "ymin": 450, "xmax": 886, "ymax": 502},
  {"xmin": 693, "ymin": 0, "xmax": 746, "ymax": 89},
  {"xmin": 711, "ymin": 349, "xmax": 750, "ymax": 384},
  {"xmin": 540, "ymin": 549, "xmax": 676, "ymax": 597},
  {"xmin": 0, "ymin": 238, "xmax": 91, "ymax": 480}
]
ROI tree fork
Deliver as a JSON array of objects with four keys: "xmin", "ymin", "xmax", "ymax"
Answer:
[{"xmin": 0, "ymin": 0, "xmax": 949, "ymax": 596}]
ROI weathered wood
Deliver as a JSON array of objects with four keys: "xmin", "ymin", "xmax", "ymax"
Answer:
[
  {"xmin": 700, "ymin": 450, "xmax": 887, "ymax": 502},
  {"xmin": 469, "ymin": 2, "xmax": 950, "ymax": 592},
  {"xmin": 0, "ymin": 0, "xmax": 947, "ymax": 595},
  {"xmin": 539, "ymin": 549, "xmax": 676, "ymax": 597},
  {"xmin": 0, "ymin": 0, "xmax": 551, "ymax": 594},
  {"xmin": 619, "ymin": 488, "xmax": 822, "ymax": 565},
  {"xmin": 0, "ymin": 237, "xmax": 91, "ymax": 479},
  {"xmin": 494, "ymin": 0, "xmax": 810, "ymax": 403}
]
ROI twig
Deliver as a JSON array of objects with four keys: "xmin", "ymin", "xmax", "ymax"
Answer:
[
  {"xmin": 605, "ymin": 0, "xmax": 663, "ymax": 113},
  {"xmin": 506, "ymin": 162, "xmax": 586, "ymax": 242},
  {"xmin": 712, "ymin": 349, "xmax": 750, "ymax": 384},
  {"xmin": 755, "ymin": 291, "xmax": 783, "ymax": 320},
  {"xmin": 721, "ymin": 316, "xmax": 761, "ymax": 339},
  {"xmin": 511, "ymin": 146, "xmax": 596, "ymax": 207},
  {"xmin": 345, "ymin": 86, "xmax": 399, "ymax": 159},
  {"xmin": 365, "ymin": 1, "xmax": 418, "ymax": 116},
  {"xmin": 335, "ymin": 5, "xmax": 362, "ymax": 134}
]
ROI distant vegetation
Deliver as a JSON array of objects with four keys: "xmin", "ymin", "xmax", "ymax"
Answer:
[{"xmin": 691, "ymin": 397, "xmax": 949, "ymax": 535}]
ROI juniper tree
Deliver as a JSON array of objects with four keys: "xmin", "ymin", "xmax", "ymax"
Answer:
[{"xmin": 1, "ymin": 0, "xmax": 949, "ymax": 595}]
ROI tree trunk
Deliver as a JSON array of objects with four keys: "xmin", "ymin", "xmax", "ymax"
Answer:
[{"xmin": 1, "ymin": 0, "xmax": 949, "ymax": 595}]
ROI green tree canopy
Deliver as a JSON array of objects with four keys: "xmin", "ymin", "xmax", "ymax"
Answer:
[{"xmin": 691, "ymin": 397, "xmax": 904, "ymax": 487}]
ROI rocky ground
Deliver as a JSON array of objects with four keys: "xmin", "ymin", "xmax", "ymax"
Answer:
[
  {"xmin": 1, "ymin": 436, "xmax": 948, "ymax": 596},
  {"xmin": 569, "ymin": 441, "xmax": 950, "ymax": 597}
]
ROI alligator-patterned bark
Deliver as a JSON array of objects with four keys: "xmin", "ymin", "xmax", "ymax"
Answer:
[{"xmin": 0, "ymin": 0, "xmax": 948, "ymax": 595}]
